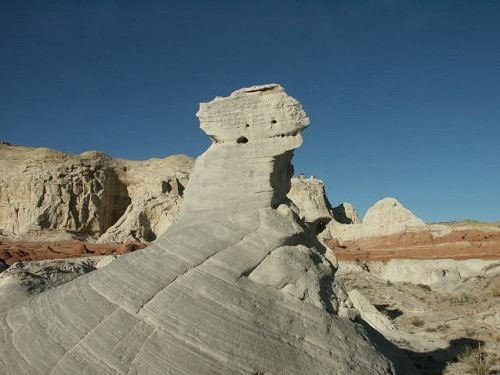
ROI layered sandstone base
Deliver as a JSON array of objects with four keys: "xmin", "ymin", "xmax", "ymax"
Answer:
[
  {"xmin": 330, "ymin": 226, "xmax": 500, "ymax": 262},
  {"xmin": 0, "ymin": 240, "xmax": 146, "ymax": 265}
]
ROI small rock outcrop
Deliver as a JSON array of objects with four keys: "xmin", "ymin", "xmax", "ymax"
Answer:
[
  {"xmin": 287, "ymin": 175, "xmax": 335, "ymax": 232},
  {"xmin": 0, "ymin": 85, "xmax": 414, "ymax": 374},
  {"xmin": 329, "ymin": 197, "xmax": 427, "ymax": 243},
  {"xmin": 332, "ymin": 202, "xmax": 361, "ymax": 224},
  {"xmin": 363, "ymin": 197, "xmax": 426, "ymax": 229}
]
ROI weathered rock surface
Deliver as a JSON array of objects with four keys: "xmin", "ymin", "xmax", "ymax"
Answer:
[
  {"xmin": 347, "ymin": 289, "xmax": 397, "ymax": 332},
  {"xmin": 0, "ymin": 141, "xmax": 193, "ymax": 243},
  {"xmin": 287, "ymin": 176, "xmax": 334, "ymax": 227},
  {"xmin": 0, "ymin": 142, "xmax": 338, "ymax": 246},
  {"xmin": 345, "ymin": 259, "xmax": 500, "ymax": 286},
  {"xmin": 0, "ymin": 256, "xmax": 116, "ymax": 313},
  {"xmin": 329, "ymin": 197, "xmax": 427, "ymax": 243},
  {"xmin": 0, "ymin": 85, "xmax": 414, "ymax": 374}
]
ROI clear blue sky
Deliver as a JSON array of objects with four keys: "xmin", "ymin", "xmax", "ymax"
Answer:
[{"xmin": 1, "ymin": 0, "xmax": 499, "ymax": 222}]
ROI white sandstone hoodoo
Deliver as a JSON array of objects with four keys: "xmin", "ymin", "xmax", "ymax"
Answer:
[{"xmin": 0, "ymin": 85, "xmax": 415, "ymax": 374}]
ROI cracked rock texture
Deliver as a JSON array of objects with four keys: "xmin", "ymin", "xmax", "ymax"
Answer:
[
  {"xmin": 0, "ymin": 256, "xmax": 116, "ymax": 314},
  {"xmin": 287, "ymin": 176, "xmax": 334, "ymax": 225},
  {"xmin": 0, "ymin": 144, "xmax": 338, "ymax": 246},
  {"xmin": 0, "ymin": 142, "xmax": 193, "ymax": 243},
  {"xmin": 0, "ymin": 84, "xmax": 415, "ymax": 374}
]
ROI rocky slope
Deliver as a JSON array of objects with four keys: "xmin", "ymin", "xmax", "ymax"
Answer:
[
  {"xmin": 339, "ymin": 266, "xmax": 500, "ymax": 374},
  {"xmin": 0, "ymin": 84, "xmax": 415, "ymax": 374},
  {"xmin": 0, "ymin": 141, "xmax": 193, "ymax": 243}
]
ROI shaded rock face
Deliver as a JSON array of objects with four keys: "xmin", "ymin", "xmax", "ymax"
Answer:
[
  {"xmin": 332, "ymin": 202, "xmax": 361, "ymax": 224},
  {"xmin": 0, "ymin": 147, "xmax": 130, "ymax": 239},
  {"xmin": 0, "ymin": 143, "xmax": 194, "ymax": 242},
  {"xmin": 0, "ymin": 85, "xmax": 411, "ymax": 375}
]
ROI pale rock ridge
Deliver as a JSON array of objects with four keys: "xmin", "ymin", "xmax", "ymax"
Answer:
[
  {"xmin": 363, "ymin": 197, "xmax": 426, "ymax": 227},
  {"xmin": 365, "ymin": 259, "xmax": 500, "ymax": 285},
  {"xmin": 0, "ymin": 145, "xmax": 129, "ymax": 239},
  {"xmin": 0, "ymin": 140, "xmax": 339, "ymax": 244},
  {"xmin": 0, "ymin": 85, "xmax": 413, "ymax": 374},
  {"xmin": 0, "ymin": 142, "xmax": 194, "ymax": 242},
  {"xmin": 330, "ymin": 197, "xmax": 427, "ymax": 243}
]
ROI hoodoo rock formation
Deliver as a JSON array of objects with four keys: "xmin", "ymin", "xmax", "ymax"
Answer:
[{"xmin": 0, "ymin": 85, "xmax": 415, "ymax": 374}]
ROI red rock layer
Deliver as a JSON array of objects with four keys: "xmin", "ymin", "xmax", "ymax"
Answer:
[
  {"xmin": 328, "ymin": 229, "xmax": 500, "ymax": 262},
  {"xmin": 0, "ymin": 240, "xmax": 148, "ymax": 265}
]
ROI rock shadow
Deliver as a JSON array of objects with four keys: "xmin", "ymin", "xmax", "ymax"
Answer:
[
  {"xmin": 374, "ymin": 304, "xmax": 404, "ymax": 319},
  {"xmin": 401, "ymin": 337, "xmax": 485, "ymax": 375}
]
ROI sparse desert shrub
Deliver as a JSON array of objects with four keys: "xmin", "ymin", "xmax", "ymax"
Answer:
[
  {"xmin": 492, "ymin": 286, "xmax": 500, "ymax": 298},
  {"xmin": 436, "ymin": 323, "xmax": 450, "ymax": 331},
  {"xmin": 457, "ymin": 344, "xmax": 491, "ymax": 375},
  {"xmin": 425, "ymin": 327, "xmax": 437, "ymax": 333},
  {"xmin": 386, "ymin": 280, "xmax": 393, "ymax": 287},
  {"xmin": 410, "ymin": 316, "xmax": 425, "ymax": 327},
  {"xmin": 447, "ymin": 293, "xmax": 480, "ymax": 305}
]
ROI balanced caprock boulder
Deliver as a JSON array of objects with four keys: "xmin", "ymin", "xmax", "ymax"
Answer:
[{"xmin": 0, "ymin": 84, "xmax": 415, "ymax": 374}]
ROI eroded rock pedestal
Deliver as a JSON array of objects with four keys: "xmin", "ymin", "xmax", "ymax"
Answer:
[{"xmin": 0, "ymin": 85, "xmax": 414, "ymax": 374}]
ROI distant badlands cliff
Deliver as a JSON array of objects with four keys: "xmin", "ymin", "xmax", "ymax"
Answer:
[
  {"xmin": 0, "ymin": 141, "xmax": 192, "ymax": 243},
  {"xmin": 1, "ymin": 141, "xmax": 499, "ymax": 265}
]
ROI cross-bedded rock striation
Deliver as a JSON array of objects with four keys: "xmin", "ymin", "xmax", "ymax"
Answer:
[{"xmin": 0, "ymin": 85, "xmax": 414, "ymax": 375}]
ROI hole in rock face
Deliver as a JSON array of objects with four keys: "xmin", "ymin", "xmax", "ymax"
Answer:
[
  {"xmin": 271, "ymin": 120, "xmax": 277, "ymax": 124},
  {"xmin": 245, "ymin": 124, "xmax": 250, "ymax": 128},
  {"xmin": 237, "ymin": 136, "xmax": 248, "ymax": 144}
]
